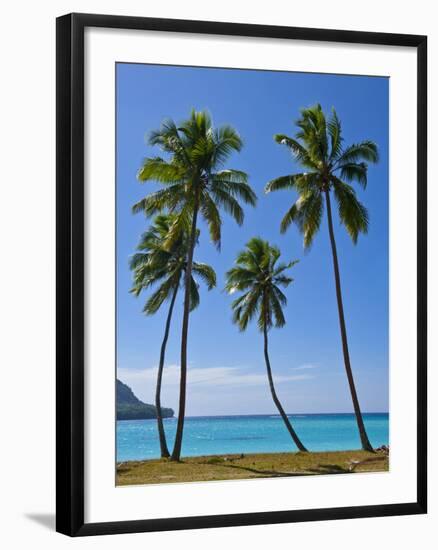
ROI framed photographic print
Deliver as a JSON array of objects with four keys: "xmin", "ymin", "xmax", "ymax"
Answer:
[{"xmin": 56, "ymin": 13, "xmax": 427, "ymax": 536}]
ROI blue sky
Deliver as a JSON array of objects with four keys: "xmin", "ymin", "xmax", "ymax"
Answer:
[{"xmin": 116, "ymin": 63, "xmax": 389, "ymax": 416}]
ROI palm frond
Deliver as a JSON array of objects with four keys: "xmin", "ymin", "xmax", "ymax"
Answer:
[
  {"xmin": 235, "ymin": 238, "xmax": 268, "ymax": 273},
  {"xmin": 273, "ymin": 274, "xmax": 293, "ymax": 288},
  {"xmin": 200, "ymin": 190, "xmax": 222, "ymax": 248},
  {"xmin": 268, "ymin": 243, "xmax": 281, "ymax": 267},
  {"xmin": 337, "ymin": 162, "xmax": 368, "ymax": 189},
  {"xmin": 327, "ymin": 108, "xmax": 343, "ymax": 161},
  {"xmin": 279, "ymin": 201, "xmax": 300, "ymax": 234},
  {"xmin": 273, "ymin": 259, "xmax": 299, "ymax": 277},
  {"xmin": 265, "ymin": 174, "xmax": 299, "ymax": 193},
  {"xmin": 132, "ymin": 184, "xmax": 186, "ymax": 216},
  {"xmin": 272, "ymin": 285, "xmax": 288, "ymax": 306},
  {"xmin": 258, "ymin": 293, "xmax": 272, "ymax": 331},
  {"xmin": 225, "ymin": 266, "xmax": 257, "ymax": 293},
  {"xmin": 267, "ymin": 171, "xmax": 321, "ymax": 196},
  {"xmin": 143, "ymin": 274, "xmax": 179, "ymax": 314},
  {"xmin": 192, "ymin": 262, "xmax": 217, "ymax": 290},
  {"xmin": 209, "ymin": 184, "xmax": 244, "ymax": 225},
  {"xmin": 161, "ymin": 206, "xmax": 192, "ymax": 251},
  {"xmin": 129, "ymin": 252, "xmax": 151, "ymax": 271},
  {"xmin": 270, "ymin": 291, "xmax": 286, "ymax": 328},
  {"xmin": 212, "ymin": 170, "xmax": 257, "ymax": 206},
  {"xmin": 274, "ymin": 134, "xmax": 317, "ymax": 169},
  {"xmin": 137, "ymin": 157, "xmax": 186, "ymax": 184},
  {"xmin": 279, "ymin": 190, "xmax": 323, "ymax": 248},
  {"xmin": 331, "ymin": 177, "xmax": 369, "ymax": 243},
  {"xmin": 148, "ymin": 118, "xmax": 191, "ymax": 165},
  {"xmin": 232, "ymin": 287, "xmax": 262, "ymax": 331},
  {"xmin": 297, "ymin": 191, "xmax": 324, "ymax": 249},
  {"xmin": 335, "ymin": 140, "xmax": 379, "ymax": 166},
  {"xmin": 295, "ymin": 104, "xmax": 328, "ymax": 164},
  {"xmin": 189, "ymin": 276, "xmax": 200, "ymax": 311},
  {"xmin": 211, "ymin": 126, "xmax": 243, "ymax": 166}
]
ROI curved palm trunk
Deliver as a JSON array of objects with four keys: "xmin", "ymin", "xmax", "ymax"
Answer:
[
  {"xmin": 324, "ymin": 189, "xmax": 374, "ymax": 452},
  {"xmin": 155, "ymin": 280, "xmax": 180, "ymax": 458},
  {"xmin": 263, "ymin": 323, "xmax": 308, "ymax": 452},
  {"xmin": 171, "ymin": 198, "xmax": 199, "ymax": 461}
]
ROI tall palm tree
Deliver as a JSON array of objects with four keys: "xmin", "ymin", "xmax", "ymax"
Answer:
[
  {"xmin": 133, "ymin": 110, "xmax": 257, "ymax": 460},
  {"xmin": 130, "ymin": 214, "xmax": 216, "ymax": 458},
  {"xmin": 265, "ymin": 104, "xmax": 378, "ymax": 452},
  {"xmin": 225, "ymin": 237, "xmax": 308, "ymax": 452}
]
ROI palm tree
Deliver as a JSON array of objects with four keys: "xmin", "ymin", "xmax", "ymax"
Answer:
[
  {"xmin": 265, "ymin": 104, "xmax": 378, "ymax": 452},
  {"xmin": 225, "ymin": 237, "xmax": 308, "ymax": 452},
  {"xmin": 133, "ymin": 110, "xmax": 257, "ymax": 460},
  {"xmin": 130, "ymin": 214, "xmax": 216, "ymax": 458}
]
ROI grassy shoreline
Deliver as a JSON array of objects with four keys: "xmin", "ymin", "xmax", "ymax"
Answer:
[{"xmin": 116, "ymin": 449, "xmax": 389, "ymax": 486}]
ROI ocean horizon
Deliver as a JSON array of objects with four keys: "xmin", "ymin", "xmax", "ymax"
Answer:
[{"xmin": 117, "ymin": 412, "xmax": 389, "ymax": 462}]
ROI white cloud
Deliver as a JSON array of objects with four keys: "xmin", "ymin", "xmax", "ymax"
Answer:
[
  {"xmin": 118, "ymin": 364, "xmax": 313, "ymax": 390},
  {"xmin": 290, "ymin": 364, "xmax": 318, "ymax": 371},
  {"xmin": 118, "ymin": 365, "xmax": 317, "ymax": 415}
]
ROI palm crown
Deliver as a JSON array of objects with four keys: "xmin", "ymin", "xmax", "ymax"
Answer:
[
  {"xmin": 130, "ymin": 214, "xmax": 216, "ymax": 313},
  {"xmin": 265, "ymin": 103, "xmax": 379, "ymax": 247},
  {"xmin": 226, "ymin": 237, "xmax": 298, "ymax": 332},
  {"xmin": 133, "ymin": 110, "xmax": 257, "ymax": 248}
]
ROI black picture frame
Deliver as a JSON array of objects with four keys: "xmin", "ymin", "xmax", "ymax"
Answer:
[{"xmin": 56, "ymin": 12, "xmax": 427, "ymax": 537}]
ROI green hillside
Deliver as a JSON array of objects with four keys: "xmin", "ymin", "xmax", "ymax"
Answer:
[{"xmin": 117, "ymin": 379, "xmax": 174, "ymax": 420}]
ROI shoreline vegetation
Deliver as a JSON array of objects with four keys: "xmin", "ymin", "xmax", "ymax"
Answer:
[{"xmin": 116, "ymin": 449, "xmax": 389, "ymax": 486}]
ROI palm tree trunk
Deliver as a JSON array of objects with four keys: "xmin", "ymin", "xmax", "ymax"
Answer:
[
  {"xmin": 263, "ymin": 322, "xmax": 308, "ymax": 452},
  {"xmin": 324, "ymin": 189, "xmax": 374, "ymax": 452},
  {"xmin": 155, "ymin": 280, "xmax": 180, "ymax": 458},
  {"xmin": 171, "ymin": 197, "xmax": 199, "ymax": 461}
]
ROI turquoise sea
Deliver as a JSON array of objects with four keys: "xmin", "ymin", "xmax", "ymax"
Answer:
[{"xmin": 116, "ymin": 413, "xmax": 389, "ymax": 462}]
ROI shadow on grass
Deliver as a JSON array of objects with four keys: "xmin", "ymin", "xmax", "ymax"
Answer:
[
  {"xmin": 308, "ymin": 456, "xmax": 387, "ymax": 475},
  {"xmin": 199, "ymin": 460, "xmax": 307, "ymax": 477},
  {"xmin": 307, "ymin": 464, "xmax": 351, "ymax": 475},
  {"xmin": 200, "ymin": 456, "xmax": 387, "ymax": 478}
]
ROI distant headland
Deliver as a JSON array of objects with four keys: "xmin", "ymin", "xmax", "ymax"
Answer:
[{"xmin": 117, "ymin": 379, "xmax": 174, "ymax": 420}]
